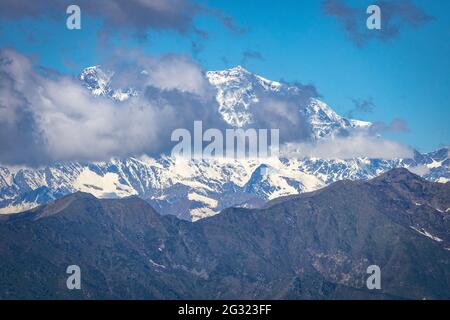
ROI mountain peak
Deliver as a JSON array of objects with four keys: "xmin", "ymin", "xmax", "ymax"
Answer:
[
  {"xmin": 206, "ymin": 65, "xmax": 254, "ymax": 84},
  {"xmin": 79, "ymin": 65, "xmax": 113, "ymax": 96},
  {"xmin": 228, "ymin": 65, "xmax": 248, "ymax": 72},
  {"xmin": 68, "ymin": 191, "xmax": 98, "ymax": 199},
  {"xmin": 211, "ymin": 65, "xmax": 251, "ymax": 74},
  {"xmin": 29, "ymin": 191, "xmax": 99, "ymax": 220},
  {"xmin": 373, "ymin": 167, "xmax": 423, "ymax": 183}
]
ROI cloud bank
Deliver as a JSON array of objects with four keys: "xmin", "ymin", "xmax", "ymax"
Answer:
[
  {"xmin": 0, "ymin": 49, "xmax": 413, "ymax": 166},
  {"xmin": 282, "ymin": 133, "xmax": 413, "ymax": 160},
  {"xmin": 371, "ymin": 118, "xmax": 410, "ymax": 134},
  {"xmin": 241, "ymin": 50, "xmax": 265, "ymax": 66},
  {"xmin": 322, "ymin": 0, "xmax": 433, "ymax": 46},
  {"xmin": 345, "ymin": 97, "xmax": 375, "ymax": 118},
  {"xmin": 0, "ymin": 0, "xmax": 243, "ymax": 38},
  {"xmin": 0, "ymin": 48, "xmax": 225, "ymax": 166}
]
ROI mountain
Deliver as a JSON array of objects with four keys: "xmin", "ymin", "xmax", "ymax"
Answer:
[
  {"xmin": 0, "ymin": 150, "xmax": 448, "ymax": 221},
  {"xmin": 206, "ymin": 66, "xmax": 371, "ymax": 138},
  {"xmin": 0, "ymin": 66, "xmax": 448, "ymax": 220},
  {"xmin": 79, "ymin": 66, "xmax": 138, "ymax": 101},
  {"xmin": 0, "ymin": 169, "xmax": 449, "ymax": 299},
  {"xmin": 80, "ymin": 65, "xmax": 372, "ymax": 137}
]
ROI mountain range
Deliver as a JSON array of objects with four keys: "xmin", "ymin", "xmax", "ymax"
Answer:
[
  {"xmin": 0, "ymin": 66, "xmax": 448, "ymax": 221},
  {"xmin": 1, "ymin": 168, "xmax": 449, "ymax": 299}
]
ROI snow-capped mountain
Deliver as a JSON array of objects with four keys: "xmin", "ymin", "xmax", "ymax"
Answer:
[
  {"xmin": 206, "ymin": 66, "xmax": 371, "ymax": 139},
  {"xmin": 79, "ymin": 66, "xmax": 138, "ymax": 101},
  {"xmin": 0, "ymin": 149, "xmax": 448, "ymax": 220},
  {"xmin": 0, "ymin": 66, "xmax": 448, "ymax": 220},
  {"xmin": 80, "ymin": 65, "xmax": 371, "ymax": 140}
]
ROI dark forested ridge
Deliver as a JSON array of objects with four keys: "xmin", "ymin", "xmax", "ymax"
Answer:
[{"xmin": 0, "ymin": 168, "xmax": 449, "ymax": 300}]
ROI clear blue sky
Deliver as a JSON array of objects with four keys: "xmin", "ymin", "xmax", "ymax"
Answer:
[{"xmin": 0, "ymin": 0, "xmax": 448, "ymax": 152}]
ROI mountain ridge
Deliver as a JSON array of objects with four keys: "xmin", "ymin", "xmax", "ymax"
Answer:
[
  {"xmin": 0, "ymin": 66, "xmax": 448, "ymax": 220},
  {"xmin": 1, "ymin": 168, "xmax": 449, "ymax": 299},
  {"xmin": 1, "ymin": 147, "xmax": 447, "ymax": 220}
]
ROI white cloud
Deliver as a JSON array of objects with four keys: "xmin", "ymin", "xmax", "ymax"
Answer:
[
  {"xmin": 107, "ymin": 51, "xmax": 213, "ymax": 98},
  {"xmin": 0, "ymin": 49, "xmax": 221, "ymax": 166},
  {"xmin": 281, "ymin": 133, "xmax": 413, "ymax": 160},
  {"xmin": 0, "ymin": 48, "xmax": 416, "ymax": 166}
]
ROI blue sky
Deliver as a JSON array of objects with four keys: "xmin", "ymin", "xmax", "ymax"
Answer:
[{"xmin": 0, "ymin": 0, "xmax": 448, "ymax": 152}]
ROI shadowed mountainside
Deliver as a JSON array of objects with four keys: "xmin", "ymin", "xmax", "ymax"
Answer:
[{"xmin": 0, "ymin": 168, "xmax": 449, "ymax": 299}]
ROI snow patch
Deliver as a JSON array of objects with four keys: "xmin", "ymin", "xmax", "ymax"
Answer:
[
  {"xmin": 149, "ymin": 259, "xmax": 166, "ymax": 269},
  {"xmin": 427, "ymin": 160, "xmax": 443, "ymax": 169},
  {"xmin": 410, "ymin": 226, "xmax": 443, "ymax": 242},
  {"xmin": 0, "ymin": 202, "xmax": 39, "ymax": 214},
  {"xmin": 437, "ymin": 177, "xmax": 449, "ymax": 183},
  {"xmin": 191, "ymin": 207, "xmax": 218, "ymax": 221},
  {"xmin": 74, "ymin": 168, "xmax": 137, "ymax": 198},
  {"xmin": 188, "ymin": 192, "xmax": 218, "ymax": 208}
]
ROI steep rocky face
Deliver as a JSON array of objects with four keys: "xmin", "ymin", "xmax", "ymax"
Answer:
[{"xmin": 0, "ymin": 169, "xmax": 449, "ymax": 300}]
